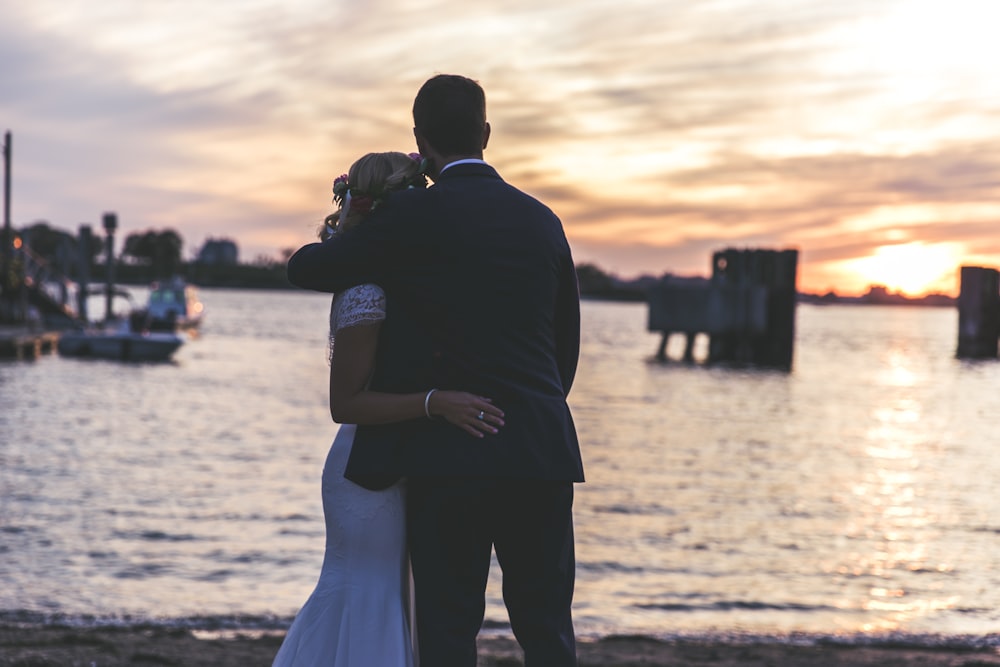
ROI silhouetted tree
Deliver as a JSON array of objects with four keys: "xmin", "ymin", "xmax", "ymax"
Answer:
[
  {"xmin": 20, "ymin": 221, "xmax": 100, "ymax": 275},
  {"xmin": 122, "ymin": 229, "xmax": 183, "ymax": 278},
  {"xmin": 575, "ymin": 263, "xmax": 615, "ymax": 295}
]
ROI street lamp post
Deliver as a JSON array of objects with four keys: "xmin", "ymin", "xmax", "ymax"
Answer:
[{"xmin": 102, "ymin": 212, "xmax": 118, "ymax": 321}]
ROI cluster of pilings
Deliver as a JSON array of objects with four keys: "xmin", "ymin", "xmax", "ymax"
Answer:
[
  {"xmin": 957, "ymin": 266, "xmax": 1000, "ymax": 359},
  {"xmin": 647, "ymin": 248, "xmax": 798, "ymax": 369}
]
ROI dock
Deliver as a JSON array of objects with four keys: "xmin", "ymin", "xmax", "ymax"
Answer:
[
  {"xmin": 0, "ymin": 326, "xmax": 60, "ymax": 361},
  {"xmin": 647, "ymin": 247, "xmax": 799, "ymax": 369}
]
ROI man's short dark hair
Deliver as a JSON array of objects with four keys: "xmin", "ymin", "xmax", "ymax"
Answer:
[{"xmin": 413, "ymin": 75, "xmax": 486, "ymax": 156}]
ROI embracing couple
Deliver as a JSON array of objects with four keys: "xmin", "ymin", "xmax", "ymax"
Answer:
[{"xmin": 274, "ymin": 74, "xmax": 583, "ymax": 667}]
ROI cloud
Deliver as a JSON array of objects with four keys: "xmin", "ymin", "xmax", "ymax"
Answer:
[{"xmin": 2, "ymin": 0, "xmax": 999, "ymax": 294}]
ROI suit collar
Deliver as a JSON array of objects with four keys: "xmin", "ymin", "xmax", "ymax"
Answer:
[
  {"xmin": 433, "ymin": 161, "xmax": 500, "ymax": 182},
  {"xmin": 440, "ymin": 158, "xmax": 488, "ymax": 173}
]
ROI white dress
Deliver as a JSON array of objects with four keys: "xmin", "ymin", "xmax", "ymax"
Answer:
[{"xmin": 273, "ymin": 284, "xmax": 415, "ymax": 667}]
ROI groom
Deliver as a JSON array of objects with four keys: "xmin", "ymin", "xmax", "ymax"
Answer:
[{"xmin": 287, "ymin": 74, "xmax": 583, "ymax": 666}]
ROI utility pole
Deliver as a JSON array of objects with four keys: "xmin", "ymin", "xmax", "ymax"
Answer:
[{"xmin": 2, "ymin": 131, "xmax": 10, "ymax": 274}]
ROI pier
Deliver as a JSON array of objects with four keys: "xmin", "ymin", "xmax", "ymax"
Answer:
[
  {"xmin": 1, "ymin": 130, "xmax": 84, "ymax": 359},
  {"xmin": 647, "ymin": 248, "xmax": 798, "ymax": 369},
  {"xmin": 957, "ymin": 265, "xmax": 1000, "ymax": 359},
  {"xmin": 0, "ymin": 326, "xmax": 60, "ymax": 360}
]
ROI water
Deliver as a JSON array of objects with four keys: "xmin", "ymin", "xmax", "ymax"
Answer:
[{"xmin": 3, "ymin": 290, "xmax": 1000, "ymax": 646}]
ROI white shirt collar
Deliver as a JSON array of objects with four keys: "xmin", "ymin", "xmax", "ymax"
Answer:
[{"xmin": 439, "ymin": 158, "xmax": 489, "ymax": 174}]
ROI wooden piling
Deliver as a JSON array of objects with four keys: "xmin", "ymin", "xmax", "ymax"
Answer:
[
  {"xmin": 957, "ymin": 266, "xmax": 1000, "ymax": 359},
  {"xmin": 647, "ymin": 248, "xmax": 798, "ymax": 369},
  {"xmin": 706, "ymin": 248, "xmax": 798, "ymax": 368}
]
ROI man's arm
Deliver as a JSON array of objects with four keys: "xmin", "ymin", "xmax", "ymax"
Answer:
[
  {"xmin": 286, "ymin": 194, "xmax": 421, "ymax": 292},
  {"xmin": 287, "ymin": 227, "xmax": 381, "ymax": 293},
  {"xmin": 554, "ymin": 252, "xmax": 581, "ymax": 396}
]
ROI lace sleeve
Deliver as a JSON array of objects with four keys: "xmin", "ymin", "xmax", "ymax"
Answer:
[
  {"xmin": 327, "ymin": 283, "xmax": 387, "ymax": 363},
  {"xmin": 332, "ymin": 283, "xmax": 387, "ymax": 332}
]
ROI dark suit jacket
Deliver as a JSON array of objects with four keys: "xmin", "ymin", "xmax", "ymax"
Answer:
[{"xmin": 287, "ymin": 162, "xmax": 583, "ymax": 483}]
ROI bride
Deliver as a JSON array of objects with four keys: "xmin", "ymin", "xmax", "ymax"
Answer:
[{"xmin": 272, "ymin": 152, "xmax": 505, "ymax": 667}]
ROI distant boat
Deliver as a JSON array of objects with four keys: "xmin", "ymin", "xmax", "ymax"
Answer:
[
  {"xmin": 57, "ymin": 320, "xmax": 184, "ymax": 362},
  {"xmin": 138, "ymin": 277, "xmax": 204, "ymax": 332}
]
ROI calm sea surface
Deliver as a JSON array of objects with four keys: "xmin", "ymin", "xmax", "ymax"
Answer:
[{"xmin": 3, "ymin": 289, "xmax": 1000, "ymax": 646}]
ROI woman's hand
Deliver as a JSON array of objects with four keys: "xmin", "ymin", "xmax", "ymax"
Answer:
[{"xmin": 428, "ymin": 391, "xmax": 505, "ymax": 438}]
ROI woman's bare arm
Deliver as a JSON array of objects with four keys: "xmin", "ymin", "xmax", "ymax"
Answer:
[{"xmin": 329, "ymin": 323, "xmax": 504, "ymax": 438}]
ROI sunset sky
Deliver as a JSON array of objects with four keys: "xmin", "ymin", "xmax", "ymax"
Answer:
[{"xmin": 3, "ymin": 0, "xmax": 1000, "ymax": 296}]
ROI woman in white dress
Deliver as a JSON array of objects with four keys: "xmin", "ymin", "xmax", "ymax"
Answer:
[{"xmin": 273, "ymin": 152, "xmax": 505, "ymax": 667}]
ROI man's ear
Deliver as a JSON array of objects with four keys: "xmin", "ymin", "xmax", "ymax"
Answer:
[
  {"xmin": 414, "ymin": 128, "xmax": 429, "ymax": 157},
  {"xmin": 482, "ymin": 122, "xmax": 491, "ymax": 151},
  {"xmin": 413, "ymin": 129, "xmax": 441, "ymax": 178}
]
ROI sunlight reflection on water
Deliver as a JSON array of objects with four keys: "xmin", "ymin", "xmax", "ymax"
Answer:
[{"xmin": 3, "ymin": 294, "xmax": 1000, "ymax": 640}]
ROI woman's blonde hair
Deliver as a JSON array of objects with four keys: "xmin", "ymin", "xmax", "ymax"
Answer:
[{"xmin": 321, "ymin": 151, "xmax": 427, "ymax": 238}]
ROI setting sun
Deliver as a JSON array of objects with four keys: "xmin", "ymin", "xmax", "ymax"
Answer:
[{"xmin": 844, "ymin": 242, "xmax": 963, "ymax": 297}]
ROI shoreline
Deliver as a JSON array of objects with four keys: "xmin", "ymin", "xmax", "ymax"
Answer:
[{"xmin": 4, "ymin": 624, "xmax": 1000, "ymax": 667}]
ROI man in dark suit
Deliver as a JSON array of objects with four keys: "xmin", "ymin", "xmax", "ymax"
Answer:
[{"xmin": 286, "ymin": 74, "xmax": 582, "ymax": 667}]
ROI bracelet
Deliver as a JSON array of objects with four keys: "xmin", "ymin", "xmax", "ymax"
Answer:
[{"xmin": 423, "ymin": 389, "xmax": 437, "ymax": 419}]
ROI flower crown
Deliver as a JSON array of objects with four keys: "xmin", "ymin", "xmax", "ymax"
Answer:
[{"xmin": 332, "ymin": 152, "xmax": 427, "ymax": 218}]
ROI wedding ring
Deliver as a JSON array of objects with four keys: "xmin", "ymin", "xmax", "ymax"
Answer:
[{"xmin": 477, "ymin": 410, "xmax": 485, "ymax": 420}]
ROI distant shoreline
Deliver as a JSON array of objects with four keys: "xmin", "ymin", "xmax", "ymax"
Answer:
[
  {"xmin": 577, "ymin": 291, "xmax": 957, "ymax": 307},
  {"xmin": 50, "ymin": 257, "xmax": 963, "ymax": 307},
  {"xmin": 121, "ymin": 272, "xmax": 957, "ymax": 308}
]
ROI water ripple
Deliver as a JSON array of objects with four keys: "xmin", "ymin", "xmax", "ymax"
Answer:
[{"xmin": 3, "ymin": 296, "xmax": 999, "ymax": 640}]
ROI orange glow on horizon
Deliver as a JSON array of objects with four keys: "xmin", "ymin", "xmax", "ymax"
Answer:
[{"xmin": 838, "ymin": 242, "xmax": 964, "ymax": 298}]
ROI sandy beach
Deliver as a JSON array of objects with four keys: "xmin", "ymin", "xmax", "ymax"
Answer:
[{"xmin": 4, "ymin": 625, "xmax": 1000, "ymax": 667}]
